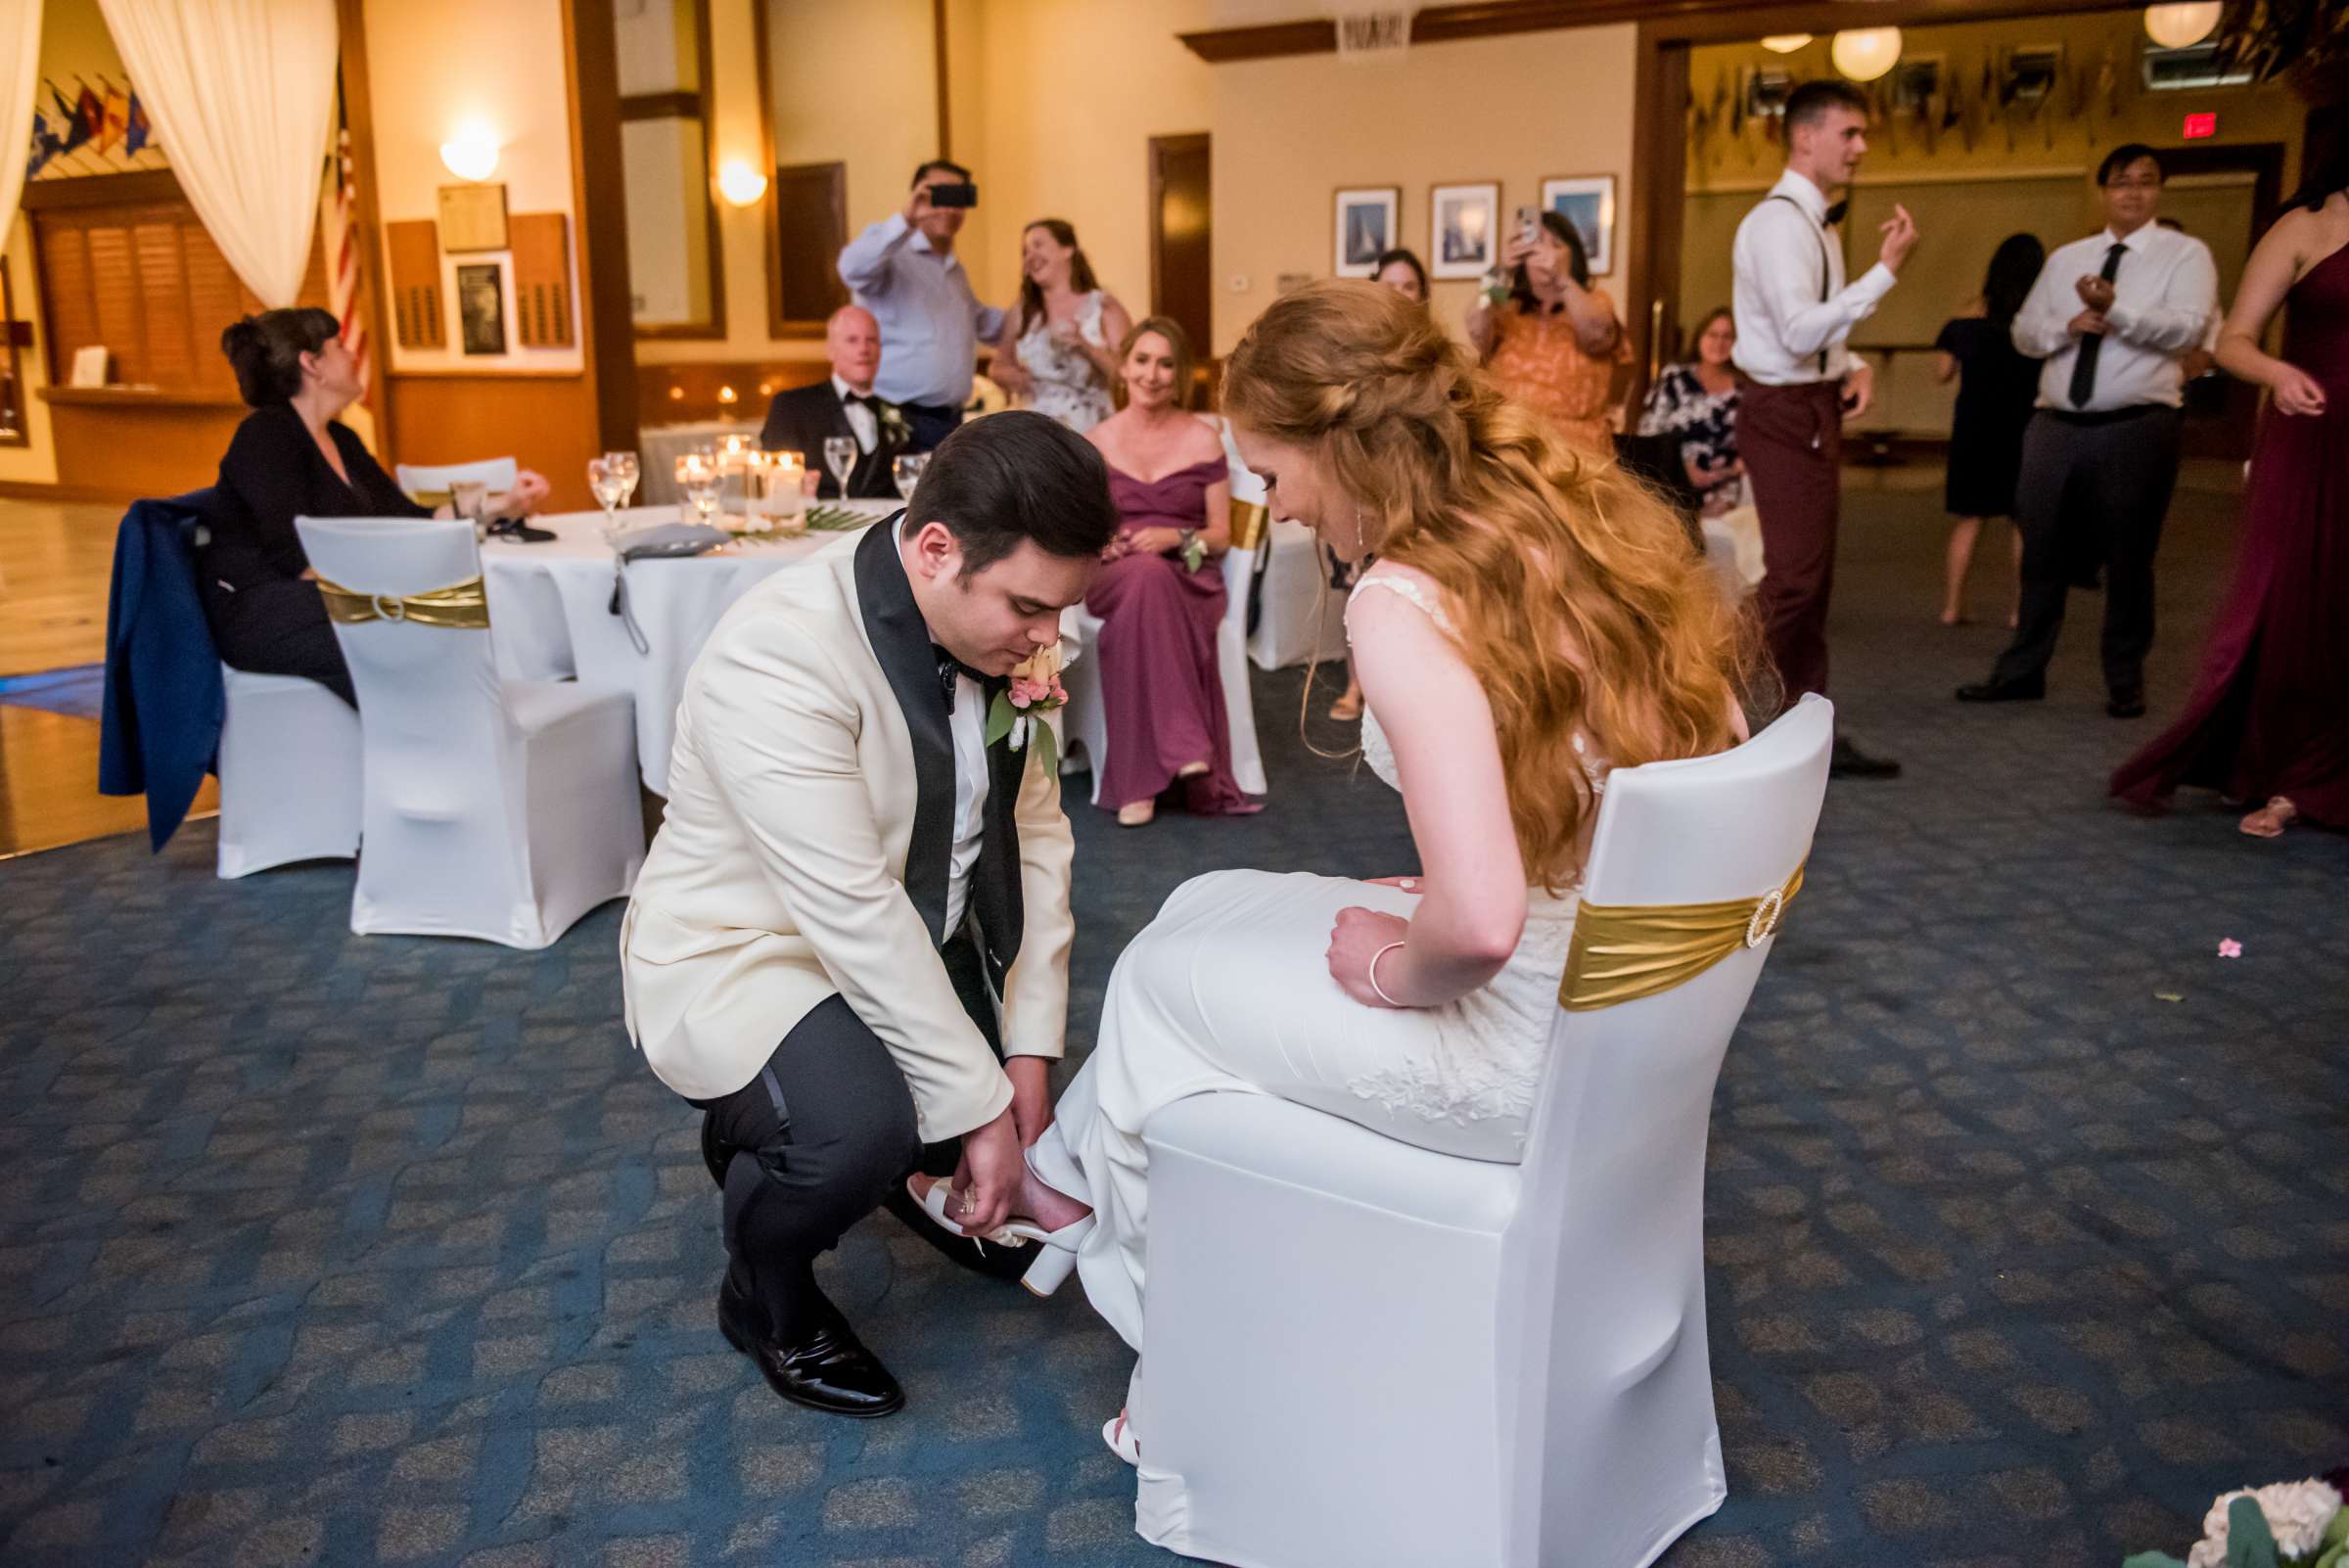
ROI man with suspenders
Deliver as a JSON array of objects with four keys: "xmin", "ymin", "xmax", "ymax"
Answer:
[{"xmin": 1732, "ymin": 78, "xmax": 1920, "ymax": 778}]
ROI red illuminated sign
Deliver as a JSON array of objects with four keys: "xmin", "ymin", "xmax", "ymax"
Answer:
[{"xmin": 2183, "ymin": 112, "xmax": 2218, "ymax": 139}]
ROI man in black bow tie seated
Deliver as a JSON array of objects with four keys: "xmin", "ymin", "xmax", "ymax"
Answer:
[
  {"xmin": 621, "ymin": 412, "xmax": 1115, "ymax": 1418},
  {"xmin": 760, "ymin": 305, "xmax": 906, "ymax": 499}
]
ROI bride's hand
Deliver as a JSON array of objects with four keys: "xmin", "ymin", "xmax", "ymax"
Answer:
[{"xmin": 1328, "ymin": 906, "xmax": 1411, "ymax": 1008}]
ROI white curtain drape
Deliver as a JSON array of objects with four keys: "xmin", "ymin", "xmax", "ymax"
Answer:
[
  {"xmin": 0, "ymin": 0, "xmax": 40, "ymax": 254},
  {"xmin": 95, "ymin": 0, "xmax": 338, "ymax": 306}
]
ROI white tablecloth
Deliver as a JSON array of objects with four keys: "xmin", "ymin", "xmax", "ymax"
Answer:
[{"xmin": 481, "ymin": 502, "xmax": 897, "ymax": 793}]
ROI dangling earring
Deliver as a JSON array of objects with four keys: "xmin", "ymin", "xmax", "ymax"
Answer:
[{"xmin": 1354, "ymin": 509, "xmax": 1370, "ymax": 556}]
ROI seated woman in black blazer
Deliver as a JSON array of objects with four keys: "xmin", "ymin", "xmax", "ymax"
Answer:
[{"xmin": 202, "ymin": 308, "xmax": 551, "ymax": 706}]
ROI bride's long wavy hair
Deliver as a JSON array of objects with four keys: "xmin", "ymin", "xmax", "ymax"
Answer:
[{"xmin": 1221, "ymin": 280, "xmax": 1764, "ymax": 890}]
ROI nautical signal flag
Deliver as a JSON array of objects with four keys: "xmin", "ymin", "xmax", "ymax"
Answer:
[{"xmin": 99, "ymin": 84, "xmax": 128, "ymax": 154}]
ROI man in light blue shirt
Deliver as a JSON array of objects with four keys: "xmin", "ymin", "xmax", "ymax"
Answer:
[{"xmin": 838, "ymin": 160, "xmax": 1008, "ymax": 452}]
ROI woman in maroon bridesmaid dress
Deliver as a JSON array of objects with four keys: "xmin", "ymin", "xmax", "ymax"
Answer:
[
  {"xmin": 1083, "ymin": 317, "xmax": 1261, "ymax": 825},
  {"xmin": 2111, "ymin": 155, "xmax": 2349, "ymax": 837}
]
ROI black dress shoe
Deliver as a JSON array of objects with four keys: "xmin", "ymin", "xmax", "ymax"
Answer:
[
  {"xmin": 1955, "ymin": 674, "xmax": 2047, "ymax": 703},
  {"xmin": 718, "ymin": 1278, "xmax": 904, "ymax": 1418},
  {"xmin": 883, "ymin": 1181, "xmax": 1032, "ymax": 1281},
  {"xmin": 2106, "ymin": 689, "xmax": 2146, "ymax": 718},
  {"xmin": 1828, "ymin": 736, "xmax": 1902, "ymax": 780}
]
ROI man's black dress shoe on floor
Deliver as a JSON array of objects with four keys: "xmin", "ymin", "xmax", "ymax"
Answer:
[
  {"xmin": 1828, "ymin": 736, "xmax": 1902, "ymax": 780},
  {"xmin": 2106, "ymin": 689, "xmax": 2146, "ymax": 718},
  {"xmin": 719, "ymin": 1277, "xmax": 904, "ymax": 1418},
  {"xmin": 1955, "ymin": 674, "xmax": 2047, "ymax": 704}
]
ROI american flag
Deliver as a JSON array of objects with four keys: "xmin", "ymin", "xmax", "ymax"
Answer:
[{"xmin": 320, "ymin": 118, "xmax": 369, "ymax": 391}]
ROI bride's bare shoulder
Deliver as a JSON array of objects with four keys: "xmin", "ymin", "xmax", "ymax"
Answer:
[{"xmin": 1348, "ymin": 561, "xmax": 1455, "ymax": 633}]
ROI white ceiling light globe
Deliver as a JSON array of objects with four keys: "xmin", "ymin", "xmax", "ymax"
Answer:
[
  {"xmin": 2143, "ymin": 3, "xmax": 2223, "ymax": 49},
  {"xmin": 1830, "ymin": 27, "xmax": 1903, "ymax": 82}
]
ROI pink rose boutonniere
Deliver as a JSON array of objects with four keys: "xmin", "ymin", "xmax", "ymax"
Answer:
[{"xmin": 987, "ymin": 642, "xmax": 1069, "ymax": 776}]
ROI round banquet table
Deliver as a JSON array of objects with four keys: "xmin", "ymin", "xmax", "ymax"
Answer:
[{"xmin": 480, "ymin": 501, "xmax": 898, "ymax": 794}]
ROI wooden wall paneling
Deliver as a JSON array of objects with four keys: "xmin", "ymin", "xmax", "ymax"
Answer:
[
  {"xmin": 509, "ymin": 213, "xmax": 575, "ymax": 347},
  {"xmin": 387, "ymin": 373, "xmax": 602, "ymax": 512},
  {"xmin": 637, "ymin": 357, "xmax": 830, "ymax": 428},
  {"xmin": 45, "ymin": 399, "xmax": 246, "ymax": 501},
  {"xmin": 386, "ymin": 220, "xmax": 444, "ymax": 348}
]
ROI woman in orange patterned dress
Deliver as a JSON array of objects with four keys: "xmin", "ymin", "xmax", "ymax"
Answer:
[{"xmin": 1467, "ymin": 210, "xmax": 1631, "ymax": 454}]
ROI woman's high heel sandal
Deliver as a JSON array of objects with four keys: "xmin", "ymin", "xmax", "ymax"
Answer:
[{"xmin": 903, "ymin": 1177, "xmax": 1093, "ymax": 1298}]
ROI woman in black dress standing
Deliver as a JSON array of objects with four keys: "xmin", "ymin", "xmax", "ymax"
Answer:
[
  {"xmin": 202, "ymin": 308, "xmax": 549, "ymax": 705},
  {"xmin": 1932, "ymin": 234, "xmax": 2045, "ymax": 626}
]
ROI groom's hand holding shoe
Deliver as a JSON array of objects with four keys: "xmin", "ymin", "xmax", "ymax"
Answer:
[{"xmin": 949, "ymin": 1109, "xmax": 1025, "ymax": 1235}]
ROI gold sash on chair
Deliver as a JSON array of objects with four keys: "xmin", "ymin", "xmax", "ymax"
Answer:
[
  {"xmin": 1228, "ymin": 498, "xmax": 1269, "ymax": 553},
  {"xmin": 315, "ymin": 575, "xmax": 493, "ymax": 629},
  {"xmin": 1557, "ymin": 862, "xmax": 1805, "ymax": 1012}
]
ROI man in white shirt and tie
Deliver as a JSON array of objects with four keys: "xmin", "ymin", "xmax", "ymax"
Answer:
[
  {"xmin": 1732, "ymin": 79, "xmax": 1918, "ymax": 779},
  {"xmin": 759, "ymin": 305, "xmax": 905, "ymax": 499},
  {"xmin": 838, "ymin": 160, "xmax": 1009, "ymax": 452},
  {"xmin": 1958, "ymin": 145, "xmax": 2218, "ymax": 717}
]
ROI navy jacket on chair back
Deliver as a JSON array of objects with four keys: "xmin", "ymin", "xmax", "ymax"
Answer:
[{"xmin": 99, "ymin": 489, "xmax": 225, "ymax": 851}]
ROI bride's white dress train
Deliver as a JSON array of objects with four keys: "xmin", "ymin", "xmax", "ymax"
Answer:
[{"xmin": 1030, "ymin": 572, "xmax": 1605, "ymax": 1547}]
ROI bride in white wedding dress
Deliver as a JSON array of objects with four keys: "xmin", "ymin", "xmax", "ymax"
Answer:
[{"xmin": 910, "ymin": 279, "xmax": 1759, "ymax": 1545}]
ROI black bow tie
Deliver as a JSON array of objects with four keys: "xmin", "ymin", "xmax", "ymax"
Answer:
[
  {"xmin": 1823, "ymin": 200, "xmax": 1848, "ymax": 227},
  {"xmin": 845, "ymin": 390, "xmax": 880, "ymax": 410},
  {"xmin": 934, "ymin": 646, "xmax": 984, "ymax": 710}
]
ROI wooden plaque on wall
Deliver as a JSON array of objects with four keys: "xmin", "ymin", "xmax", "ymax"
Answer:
[
  {"xmin": 386, "ymin": 220, "xmax": 445, "ymax": 348},
  {"xmin": 509, "ymin": 212, "xmax": 575, "ymax": 348}
]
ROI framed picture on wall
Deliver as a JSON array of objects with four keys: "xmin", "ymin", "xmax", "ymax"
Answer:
[
  {"xmin": 457, "ymin": 262, "xmax": 507, "ymax": 355},
  {"xmin": 1540, "ymin": 175, "xmax": 1618, "ymax": 276},
  {"xmin": 1334, "ymin": 186, "xmax": 1400, "ymax": 277},
  {"xmin": 1429, "ymin": 181, "xmax": 1499, "ymax": 279}
]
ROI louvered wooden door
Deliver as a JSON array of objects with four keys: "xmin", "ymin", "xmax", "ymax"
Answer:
[{"xmin": 33, "ymin": 194, "xmax": 329, "ymax": 396}]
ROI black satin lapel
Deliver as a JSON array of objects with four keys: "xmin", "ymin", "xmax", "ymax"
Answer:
[
  {"xmin": 852, "ymin": 518, "xmax": 953, "ymax": 945},
  {"xmin": 971, "ymin": 677, "xmax": 1026, "ymax": 986}
]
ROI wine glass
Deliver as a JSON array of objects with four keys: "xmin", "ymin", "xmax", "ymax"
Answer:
[
  {"xmin": 449, "ymin": 480, "xmax": 489, "ymax": 540},
  {"xmin": 676, "ymin": 454, "xmax": 722, "ymax": 529},
  {"xmin": 891, "ymin": 452, "xmax": 926, "ymax": 501},
  {"xmin": 823, "ymin": 436, "xmax": 857, "ymax": 499},
  {"xmin": 588, "ymin": 455, "xmax": 629, "ymax": 543}
]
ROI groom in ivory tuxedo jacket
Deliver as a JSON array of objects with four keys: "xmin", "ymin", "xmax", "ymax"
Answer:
[{"xmin": 622, "ymin": 413, "xmax": 1116, "ymax": 1417}]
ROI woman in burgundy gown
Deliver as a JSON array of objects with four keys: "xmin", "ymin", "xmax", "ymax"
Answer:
[
  {"xmin": 2111, "ymin": 159, "xmax": 2349, "ymax": 837},
  {"xmin": 1083, "ymin": 317, "xmax": 1260, "ymax": 825}
]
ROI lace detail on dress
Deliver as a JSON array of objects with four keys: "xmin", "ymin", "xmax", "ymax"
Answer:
[
  {"xmin": 1347, "ymin": 569, "xmax": 1457, "ymax": 634},
  {"xmin": 1017, "ymin": 292, "xmax": 1114, "ymax": 434},
  {"xmin": 1344, "ymin": 567, "xmax": 1609, "ymax": 1138}
]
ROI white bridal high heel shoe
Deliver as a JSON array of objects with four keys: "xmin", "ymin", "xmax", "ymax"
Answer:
[{"xmin": 904, "ymin": 1176, "xmax": 1094, "ymax": 1298}]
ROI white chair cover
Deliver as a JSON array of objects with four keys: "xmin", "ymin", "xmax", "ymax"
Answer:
[
  {"xmin": 1248, "ymin": 518, "xmax": 1351, "ymax": 671},
  {"xmin": 1057, "ymin": 419, "xmax": 1267, "ymax": 803},
  {"xmin": 393, "ymin": 457, "xmax": 519, "ymax": 501},
  {"xmin": 1131, "ymin": 696, "xmax": 1835, "ymax": 1568},
  {"xmin": 213, "ymin": 667, "xmax": 360, "ymax": 879},
  {"xmin": 295, "ymin": 516, "xmax": 644, "ymax": 948}
]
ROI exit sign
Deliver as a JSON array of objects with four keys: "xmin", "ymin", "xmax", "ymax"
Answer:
[{"xmin": 2184, "ymin": 112, "xmax": 2218, "ymax": 139}]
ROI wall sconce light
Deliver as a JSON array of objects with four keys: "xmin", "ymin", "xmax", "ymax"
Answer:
[
  {"xmin": 1830, "ymin": 27, "xmax": 1903, "ymax": 82},
  {"xmin": 439, "ymin": 121, "xmax": 500, "ymax": 182},
  {"xmin": 717, "ymin": 158, "xmax": 769, "ymax": 208},
  {"xmin": 716, "ymin": 385, "xmax": 739, "ymax": 404},
  {"xmin": 1759, "ymin": 34, "xmax": 1813, "ymax": 54},
  {"xmin": 2142, "ymin": 3, "xmax": 2222, "ymax": 49}
]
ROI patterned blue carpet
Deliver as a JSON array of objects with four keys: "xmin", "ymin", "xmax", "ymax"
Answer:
[{"xmin": 1, "ymin": 476, "xmax": 2343, "ymax": 1568}]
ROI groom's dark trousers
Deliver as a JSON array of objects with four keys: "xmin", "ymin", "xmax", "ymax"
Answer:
[{"xmin": 690, "ymin": 934, "xmax": 1003, "ymax": 1343}]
